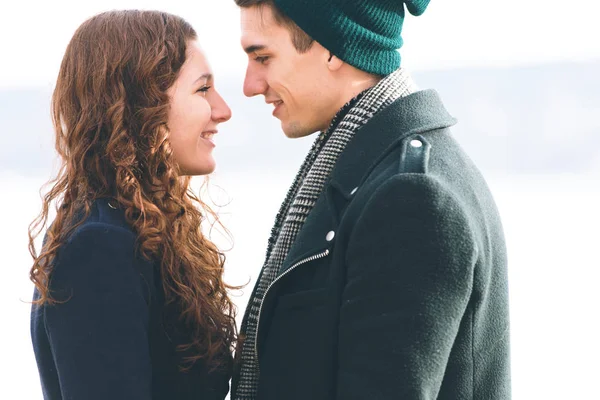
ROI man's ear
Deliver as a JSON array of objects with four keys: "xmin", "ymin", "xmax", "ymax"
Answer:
[{"xmin": 327, "ymin": 53, "xmax": 344, "ymax": 71}]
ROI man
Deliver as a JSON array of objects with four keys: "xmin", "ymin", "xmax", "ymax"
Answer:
[{"xmin": 232, "ymin": 1, "xmax": 511, "ymax": 399}]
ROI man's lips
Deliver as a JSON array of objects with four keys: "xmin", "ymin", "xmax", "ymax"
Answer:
[{"xmin": 268, "ymin": 100, "xmax": 284, "ymax": 116}]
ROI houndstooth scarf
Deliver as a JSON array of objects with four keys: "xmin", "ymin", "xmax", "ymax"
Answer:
[{"xmin": 233, "ymin": 68, "xmax": 417, "ymax": 399}]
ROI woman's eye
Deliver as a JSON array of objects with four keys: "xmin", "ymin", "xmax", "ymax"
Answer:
[{"xmin": 196, "ymin": 86, "xmax": 211, "ymax": 96}]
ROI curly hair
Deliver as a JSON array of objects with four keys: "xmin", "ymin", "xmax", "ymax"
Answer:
[{"xmin": 28, "ymin": 10, "xmax": 238, "ymax": 370}]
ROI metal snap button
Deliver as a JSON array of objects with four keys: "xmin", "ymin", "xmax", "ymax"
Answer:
[
  {"xmin": 326, "ymin": 231, "xmax": 335, "ymax": 242},
  {"xmin": 410, "ymin": 139, "xmax": 423, "ymax": 148}
]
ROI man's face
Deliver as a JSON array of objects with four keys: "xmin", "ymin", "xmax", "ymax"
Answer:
[{"xmin": 240, "ymin": 5, "xmax": 337, "ymax": 138}]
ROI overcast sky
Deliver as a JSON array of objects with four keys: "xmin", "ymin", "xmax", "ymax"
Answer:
[{"xmin": 1, "ymin": 0, "xmax": 599, "ymax": 88}]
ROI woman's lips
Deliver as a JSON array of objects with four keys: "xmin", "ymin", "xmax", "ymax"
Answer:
[{"xmin": 200, "ymin": 130, "xmax": 216, "ymax": 146}]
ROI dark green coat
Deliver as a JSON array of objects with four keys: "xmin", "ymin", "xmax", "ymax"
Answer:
[{"xmin": 250, "ymin": 90, "xmax": 511, "ymax": 400}]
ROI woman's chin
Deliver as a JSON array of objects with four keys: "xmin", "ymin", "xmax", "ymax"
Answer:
[{"xmin": 177, "ymin": 159, "xmax": 216, "ymax": 177}]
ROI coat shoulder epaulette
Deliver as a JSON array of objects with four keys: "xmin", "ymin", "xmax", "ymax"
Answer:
[{"xmin": 398, "ymin": 134, "xmax": 431, "ymax": 174}]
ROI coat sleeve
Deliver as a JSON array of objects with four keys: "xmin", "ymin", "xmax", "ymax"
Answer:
[
  {"xmin": 336, "ymin": 174, "xmax": 477, "ymax": 400},
  {"xmin": 44, "ymin": 223, "xmax": 153, "ymax": 400}
]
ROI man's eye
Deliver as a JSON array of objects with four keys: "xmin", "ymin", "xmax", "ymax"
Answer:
[{"xmin": 255, "ymin": 56, "xmax": 269, "ymax": 64}]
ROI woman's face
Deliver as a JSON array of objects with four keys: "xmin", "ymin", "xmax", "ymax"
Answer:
[{"xmin": 167, "ymin": 40, "xmax": 231, "ymax": 176}]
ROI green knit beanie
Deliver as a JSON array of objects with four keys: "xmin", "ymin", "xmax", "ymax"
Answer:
[{"xmin": 273, "ymin": 0, "xmax": 431, "ymax": 75}]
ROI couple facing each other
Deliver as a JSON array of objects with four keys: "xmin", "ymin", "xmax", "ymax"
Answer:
[{"xmin": 29, "ymin": 1, "xmax": 511, "ymax": 400}]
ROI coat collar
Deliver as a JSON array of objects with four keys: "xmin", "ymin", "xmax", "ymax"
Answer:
[
  {"xmin": 328, "ymin": 89, "xmax": 457, "ymax": 196},
  {"xmin": 279, "ymin": 89, "xmax": 456, "ymax": 275}
]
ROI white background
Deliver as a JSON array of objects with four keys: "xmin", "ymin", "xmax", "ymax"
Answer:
[{"xmin": 1, "ymin": 1, "xmax": 599, "ymax": 399}]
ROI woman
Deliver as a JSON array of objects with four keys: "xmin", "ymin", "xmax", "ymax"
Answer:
[{"xmin": 28, "ymin": 10, "xmax": 237, "ymax": 400}]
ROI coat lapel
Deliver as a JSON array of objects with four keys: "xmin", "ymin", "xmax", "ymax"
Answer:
[{"xmin": 278, "ymin": 191, "xmax": 336, "ymax": 275}]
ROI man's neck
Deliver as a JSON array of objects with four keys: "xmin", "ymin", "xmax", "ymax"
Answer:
[{"xmin": 324, "ymin": 74, "xmax": 382, "ymax": 130}]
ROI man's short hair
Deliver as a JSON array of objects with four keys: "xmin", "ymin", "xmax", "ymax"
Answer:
[{"xmin": 235, "ymin": 0, "xmax": 314, "ymax": 53}]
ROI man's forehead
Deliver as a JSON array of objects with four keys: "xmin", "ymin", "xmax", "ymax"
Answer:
[
  {"xmin": 240, "ymin": 4, "xmax": 279, "ymax": 41},
  {"xmin": 239, "ymin": 4, "xmax": 295, "ymax": 54}
]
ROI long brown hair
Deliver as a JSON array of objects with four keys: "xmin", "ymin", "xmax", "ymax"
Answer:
[{"xmin": 28, "ymin": 10, "xmax": 237, "ymax": 370}]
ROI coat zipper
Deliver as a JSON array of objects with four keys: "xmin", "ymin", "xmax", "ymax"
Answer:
[{"xmin": 255, "ymin": 249, "xmax": 331, "ymax": 359}]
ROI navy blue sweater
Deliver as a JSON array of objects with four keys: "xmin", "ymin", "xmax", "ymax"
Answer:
[{"xmin": 31, "ymin": 199, "xmax": 231, "ymax": 400}]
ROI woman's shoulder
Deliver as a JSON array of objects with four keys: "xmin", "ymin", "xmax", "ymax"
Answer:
[
  {"xmin": 70, "ymin": 198, "xmax": 134, "ymax": 239},
  {"xmin": 49, "ymin": 199, "xmax": 154, "ymax": 300},
  {"xmin": 60, "ymin": 198, "xmax": 136, "ymax": 249},
  {"xmin": 57, "ymin": 199, "xmax": 140, "ymax": 274}
]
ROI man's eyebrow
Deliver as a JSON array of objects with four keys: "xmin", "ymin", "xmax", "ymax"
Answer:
[{"xmin": 244, "ymin": 44, "xmax": 266, "ymax": 54}]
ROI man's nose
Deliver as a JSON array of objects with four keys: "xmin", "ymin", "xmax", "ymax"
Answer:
[{"xmin": 243, "ymin": 65, "xmax": 268, "ymax": 98}]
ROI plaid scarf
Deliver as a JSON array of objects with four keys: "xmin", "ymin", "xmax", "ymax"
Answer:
[{"xmin": 233, "ymin": 69, "xmax": 417, "ymax": 399}]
